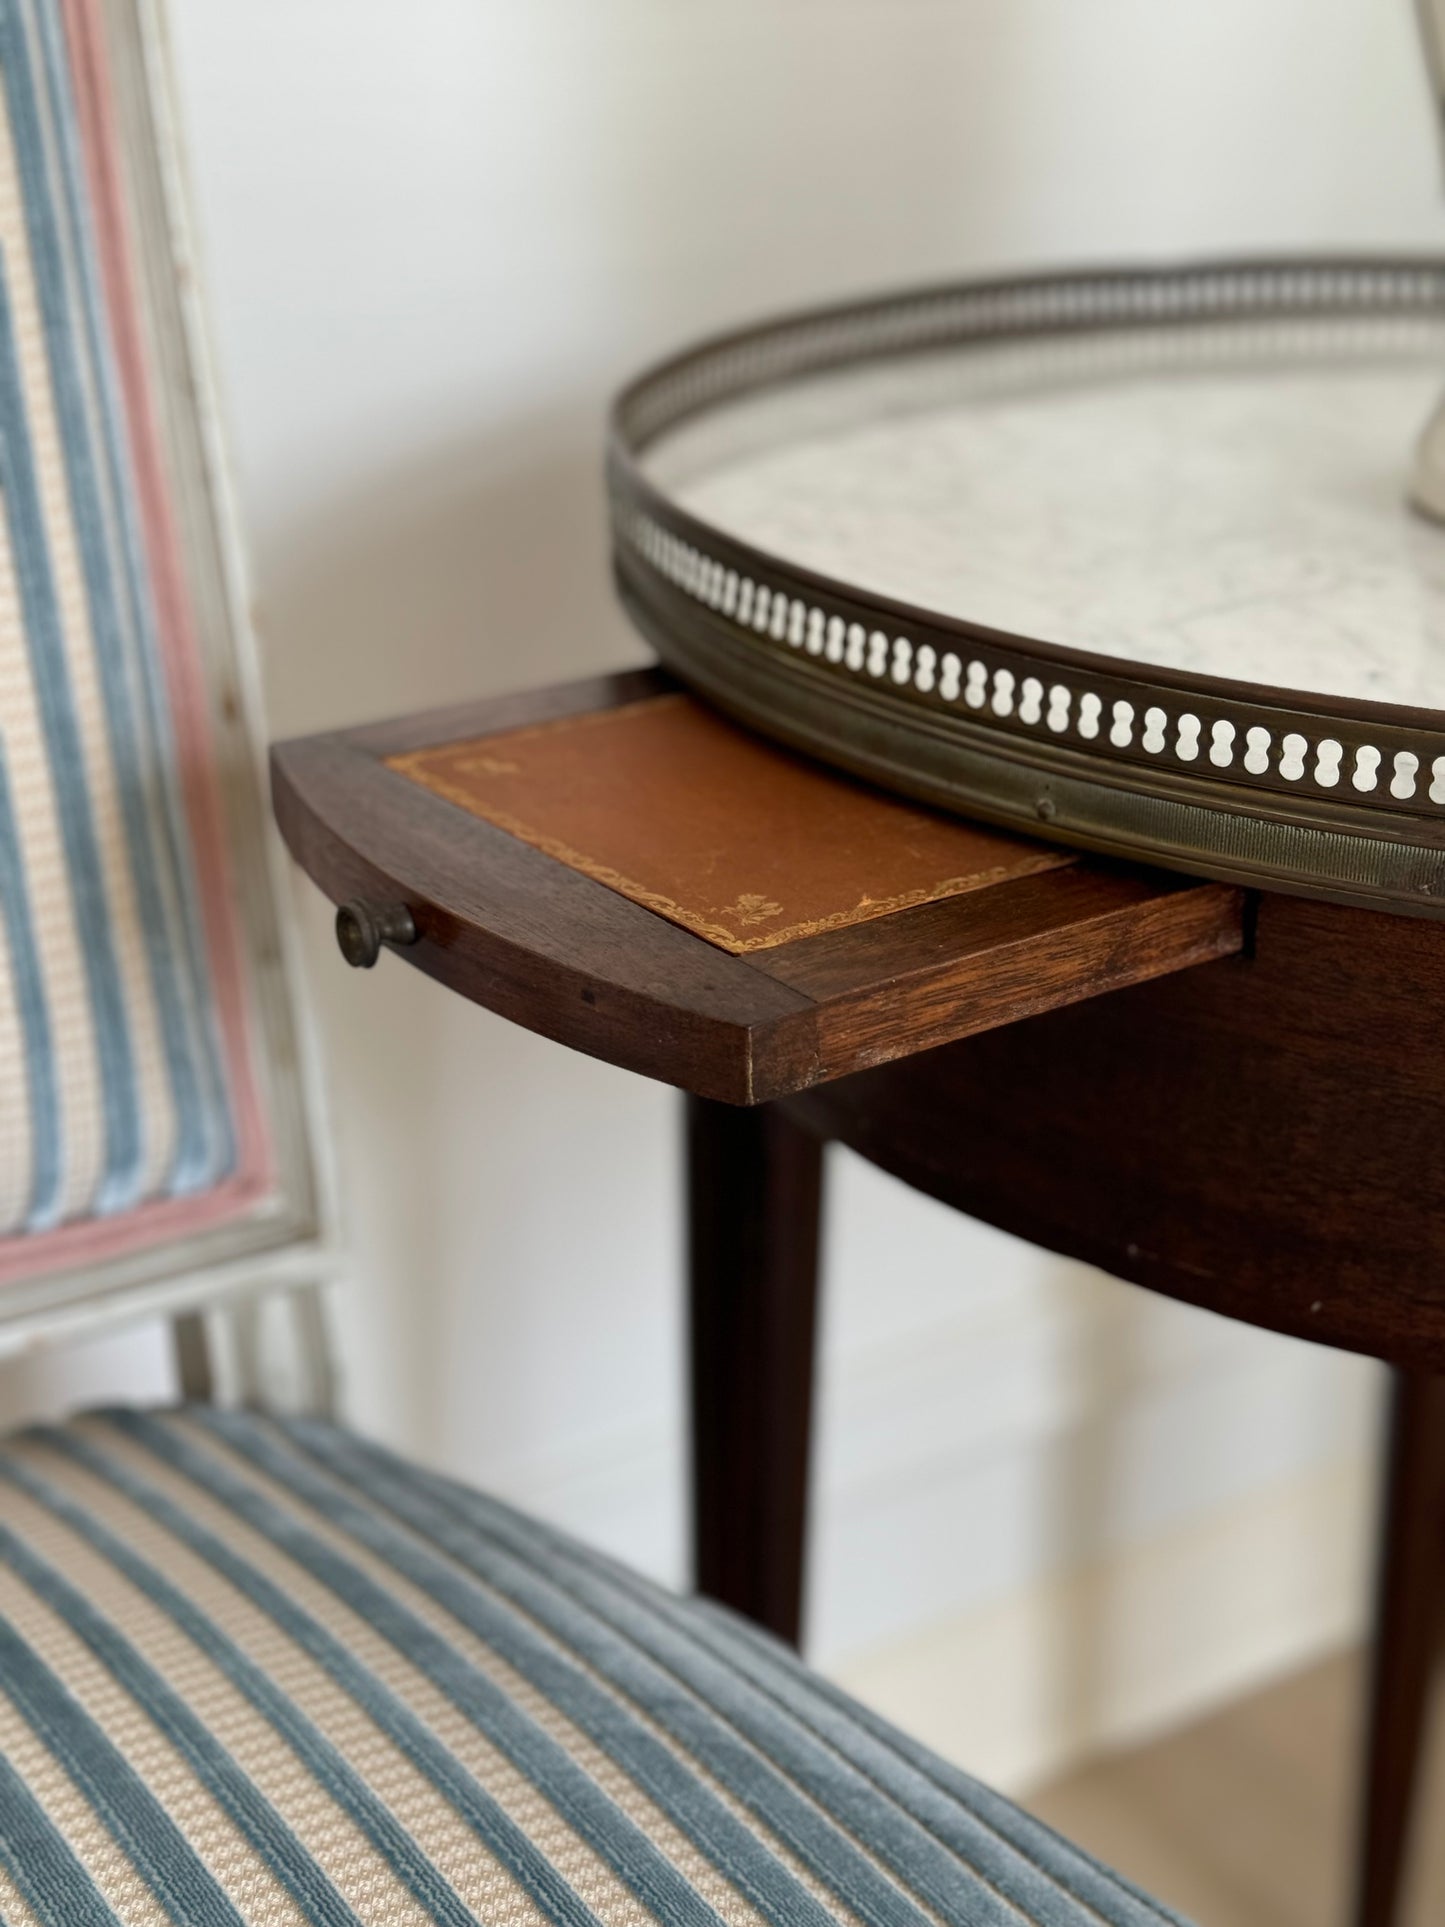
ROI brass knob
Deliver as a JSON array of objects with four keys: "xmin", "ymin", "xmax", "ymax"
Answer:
[{"xmin": 335, "ymin": 900, "xmax": 417, "ymax": 969}]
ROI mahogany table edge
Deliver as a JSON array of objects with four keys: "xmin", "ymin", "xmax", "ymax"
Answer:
[{"xmin": 270, "ymin": 668, "xmax": 1246, "ymax": 1107}]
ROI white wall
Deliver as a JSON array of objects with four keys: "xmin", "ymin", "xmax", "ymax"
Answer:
[{"xmin": 77, "ymin": 0, "xmax": 1435, "ymax": 1781}]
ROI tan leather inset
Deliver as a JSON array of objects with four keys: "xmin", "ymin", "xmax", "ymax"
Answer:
[{"xmin": 388, "ymin": 692, "xmax": 1072, "ymax": 953}]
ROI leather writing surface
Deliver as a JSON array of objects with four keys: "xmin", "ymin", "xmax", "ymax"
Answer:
[{"xmin": 388, "ymin": 692, "xmax": 1071, "ymax": 954}]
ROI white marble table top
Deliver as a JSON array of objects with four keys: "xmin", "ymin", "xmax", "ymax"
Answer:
[{"xmin": 647, "ymin": 316, "xmax": 1445, "ymax": 712}]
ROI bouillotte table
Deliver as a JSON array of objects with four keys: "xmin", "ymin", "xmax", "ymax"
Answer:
[{"xmin": 273, "ymin": 259, "xmax": 1445, "ymax": 1927}]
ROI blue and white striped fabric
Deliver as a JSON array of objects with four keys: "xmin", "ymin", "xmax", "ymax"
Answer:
[
  {"xmin": 0, "ymin": 0, "xmax": 263, "ymax": 1257},
  {"xmin": 0, "ymin": 1408, "xmax": 1193, "ymax": 1927}
]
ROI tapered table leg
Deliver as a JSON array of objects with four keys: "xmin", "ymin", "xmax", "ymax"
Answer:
[
  {"xmin": 1353, "ymin": 1371, "xmax": 1445, "ymax": 1927},
  {"xmin": 686, "ymin": 1095, "xmax": 825, "ymax": 1647}
]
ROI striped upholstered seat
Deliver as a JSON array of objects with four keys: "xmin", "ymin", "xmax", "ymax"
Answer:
[{"xmin": 0, "ymin": 1407, "xmax": 1190, "ymax": 1927}]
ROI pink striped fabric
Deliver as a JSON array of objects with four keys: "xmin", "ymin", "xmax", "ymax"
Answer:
[{"xmin": 0, "ymin": 0, "xmax": 280, "ymax": 1282}]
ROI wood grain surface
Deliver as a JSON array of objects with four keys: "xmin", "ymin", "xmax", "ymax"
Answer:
[
  {"xmin": 784, "ymin": 887, "xmax": 1445, "ymax": 1369},
  {"xmin": 271, "ymin": 669, "xmax": 1244, "ymax": 1103}
]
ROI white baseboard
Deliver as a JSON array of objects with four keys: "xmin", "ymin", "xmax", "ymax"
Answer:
[{"xmin": 829, "ymin": 1454, "xmax": 1376, "ymax": 1795}]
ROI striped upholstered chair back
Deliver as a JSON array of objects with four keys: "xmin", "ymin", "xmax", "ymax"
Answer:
[{"xmin": 0, "ymin": 0, "xmax": 326, "ymax": 1378}]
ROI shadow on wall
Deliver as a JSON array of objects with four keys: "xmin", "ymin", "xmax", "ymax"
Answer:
[
  {"xmin": 251, "ymin": 410, "xmax": 681, "ymax": 1535},
  {"xmin": 256, "ymin": 405, "xmax": 644, "ymax": 737}
]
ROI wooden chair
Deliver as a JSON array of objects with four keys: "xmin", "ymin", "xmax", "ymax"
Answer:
[{"xmin": 0, "ymin": 2, "xmax": 1193, "ymax": 1923}]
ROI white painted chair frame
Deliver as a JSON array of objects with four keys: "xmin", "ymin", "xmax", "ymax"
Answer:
[{"xmin": 0, "ymin": 0, "xmax": 339, "ymax": 1419}]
